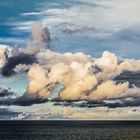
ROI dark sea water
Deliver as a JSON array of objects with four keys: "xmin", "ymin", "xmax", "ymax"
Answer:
[{"xmin": 0, "ymin": 121, "xmax": 140, "ymax": 140}]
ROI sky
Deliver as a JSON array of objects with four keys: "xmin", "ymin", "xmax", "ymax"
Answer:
[
  {"xmin": 0, "ymin": 0, "xmax": 140, "ymax": 58},
  {"xmin": 0, "ymin": 0, "xmax": 140, "ymax": 120}
]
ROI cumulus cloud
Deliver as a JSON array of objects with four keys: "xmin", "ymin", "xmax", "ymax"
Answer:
[
  {"xmin": 119, "ymin": 60, "xmax": 140, "ymax": 73},
  {"xmin": 23, "ymin": 50, "xmax": 140, "ymax": 105},
  {"xmin": 25, "ymin": 62, "xmax": 98, "ymax": 101},
  {"xmin": 88, "ymin": 81, "xmax": 129, "ymax": 100}
]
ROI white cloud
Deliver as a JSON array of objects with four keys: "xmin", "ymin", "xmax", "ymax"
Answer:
[{"xmin": 15, "ymin": 0, "xmax": 140, "ymax": 37}]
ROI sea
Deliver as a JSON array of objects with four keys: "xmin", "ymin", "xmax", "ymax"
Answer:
[{"xmin": 0, "ymin": 121, "xmax": 140, "ymax": 140}]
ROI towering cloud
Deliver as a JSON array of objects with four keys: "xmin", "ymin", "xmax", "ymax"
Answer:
[
  {"xmin": 26, "ymin": 22, "xmax": 51, "ymax": 55},
  {"xmin": 1, "ymin": 22, "xmax": 51, "ymax": 76}
]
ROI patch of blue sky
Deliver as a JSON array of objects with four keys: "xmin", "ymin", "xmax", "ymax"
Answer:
[{"xmin": 0, "ymin": 73, "xmax": 28, "ymax": 96}]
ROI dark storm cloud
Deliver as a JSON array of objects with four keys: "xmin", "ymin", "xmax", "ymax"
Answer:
[
  {"xmin": 0, "ymin": 89, "xmax": 48, "ymax": 106},
  {"xmin": 0, "ymin": 95, "xmax": 48, "ymax": 106},
  {"xmin": 88, "ymin": 98, "xmax": 140, "ymax": 108},
  {"xmin": 114, "ymin": 71, "xmax": 140, "ymax": 87},
  {"xmin": 1, "ymin": 53, "xmax": 36, "ymax": 76},
  {"xmin": 0, "ymin": 86, "xmax": 48, "ymax": 106},
  {"xmin": 0, "ymin": 87, "xmax": 14, "ymax": 97},
  {"xmin": 14, "ymin": 93, "xmax": 48, "ymax": 106},
  {"xmin": 52, "ymin": 97, "xmax": 140, "ymax": 109}
]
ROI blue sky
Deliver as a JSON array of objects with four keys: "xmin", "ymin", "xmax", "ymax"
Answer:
[{"xmin": 0, "ymin": 0, "xmax": 140, "ymax": 58}]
